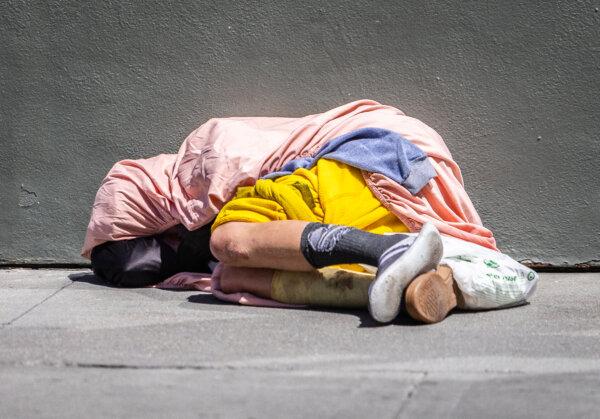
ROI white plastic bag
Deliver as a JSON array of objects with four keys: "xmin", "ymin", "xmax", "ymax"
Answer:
[
  {"xmin": 375, "ymin": 233, "xmax": 539, "ymax": 310},
  {"xmin": 439, "ymin": 235, "xmax": 538, "ymax": 310}
]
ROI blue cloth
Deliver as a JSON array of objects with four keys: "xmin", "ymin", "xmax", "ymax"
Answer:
[{"xmin": 263, "ymin": 127, "xmax": 436, "ymax": 194}]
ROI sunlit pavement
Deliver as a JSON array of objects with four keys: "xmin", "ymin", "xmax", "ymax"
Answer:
[{"xmin": 1, "ymin": 269, "xmax": 599, "ymax": 418}]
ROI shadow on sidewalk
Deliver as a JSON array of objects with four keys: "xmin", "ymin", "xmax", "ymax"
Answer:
[
  {"xmin": 67, "ymin": 272, "xmax": 467, "ymax": 327},
  {"xmin": 68, "ymin": 272, "xmax": 200, "ymax": 293},
  {"xmin": 356, "ymin": 310, "xmax": 422, "ymax": 328},
  {"xmin": 68, "ymin": 272, "xmax": 118, "ymax": 287},
  {"xmin": 187, "ymin": 293, "xmax": 231, "ymax": 305}
]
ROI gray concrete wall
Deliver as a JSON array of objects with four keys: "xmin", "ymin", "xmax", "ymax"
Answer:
[{"xmin": 1, "ymin": 0, "xmax": 599, "ymax": 266}]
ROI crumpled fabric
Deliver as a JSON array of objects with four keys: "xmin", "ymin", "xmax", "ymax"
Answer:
[
  {"xmin": 262, "ymin": 127, "xmax": 436, "ymax": 195},
  {"xmin": 212, "ymin": 159, "xmax": 408, "ymax": 236},
  {"xmin": 82, "ymin": 99, "xmax": 496, "ymax": 260},
  {"xmin": 83, "ymin": 99, "xmax": 498, "ymax": 308},
  {"xmin": 157, "ymin": 159, "xmax": 409, "ymax": 307},
  {"xmin": 156, "ymin": 266, "xmax": 303, "ymax": 309}
]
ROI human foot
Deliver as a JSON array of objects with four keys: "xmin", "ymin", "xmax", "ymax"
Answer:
[
  {"xmin": 368, "ymin": 223, "xmax": 443, "ymax": 323},
  {"xmin": 405, "ymin": 265, "xmax": 462, "ymax": 324}
]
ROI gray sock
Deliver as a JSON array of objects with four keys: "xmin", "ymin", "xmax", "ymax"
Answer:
[{"xmin": 300, "ymin": 222, "xmax": 410, "ymax": 269}]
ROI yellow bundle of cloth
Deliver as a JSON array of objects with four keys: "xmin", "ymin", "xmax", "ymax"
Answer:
[
  {"xmin": 213, "ymin": 158, "xmax": 408, "ymax": 237},
  {"xmin": 213, "ymin": 158, "xmax": 408, "ymax": 271},
  {"xmin": 212, "ymin": 158, "xmax": 411, "ymax": 307}
]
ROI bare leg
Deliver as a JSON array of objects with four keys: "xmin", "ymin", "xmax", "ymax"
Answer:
[
  {"xmin": 211, "ymin": 220, "xmax": 447, "ymax": 323},
  {"xmin": 271, "ymin": 268, "xmax": 372, "ymax": 308},
  {"xmin": 217, "ymin": 265, "xmax": 275, "ymax": 299},
  {"xmin": 217, "ymin": 264, "xmax": 373, "ymax": 308},
  {"xmin": 210, "ymin": 220, "xmax": 312, "ymax": 271},
  {"xmin": 210, "ymin": 220, "xmax": 311, "ymax": 300},
  {"xmin": 210, "ymin": 220, "xmax": 377, "ymax": 304},
  {"xmin": 217, "ymin": 262, "xmax": 464, "ymax": 323}
]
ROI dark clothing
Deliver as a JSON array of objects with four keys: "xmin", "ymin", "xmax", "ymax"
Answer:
[
  {"xmin": 91, "ymin": 221, "xmax": 215, "ymax": 287},
  {"xmin": 300, "ymin": 222, "xmax": 410, "ymax": 269}
]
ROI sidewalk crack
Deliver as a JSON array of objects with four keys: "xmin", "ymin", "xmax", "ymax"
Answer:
[
  {"xmin": 2, "ymin": 281, "xmax": 73, "ymax": 327},
  {"xmin": 395, "ymin": 371, "xmax": 428, "ymax": 418}
]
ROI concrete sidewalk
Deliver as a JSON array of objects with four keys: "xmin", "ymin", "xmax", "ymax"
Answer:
[{"xmin": 1, "ymin": 269, "xmax": 599, "ymax": 418}]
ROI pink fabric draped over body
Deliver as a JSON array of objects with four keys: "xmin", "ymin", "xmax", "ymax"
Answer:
[
  {"xmin": 82, "ymin": 99, "xmax": 496, "ymax": 306},
  {"xmin": 82, "ymin": 99, "xmax": 496, "ymax": 260}
]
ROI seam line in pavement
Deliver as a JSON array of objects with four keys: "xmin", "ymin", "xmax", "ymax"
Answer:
[
  {"xmin": 61, "ymin": 362, "xmax": 361, "ymax": 372},
  {"xmin": 3, "ymin": 361, "xmax": 520, "ymax": 376},
  {"xmin": 395, "ymin": 371, "xmax": 427, "ymax": 419},
  {"xmin": 6, "ymin": 360, "xmax": 600, "ymax": 377},
  {"xmin": 1, "ymin": 281, "xmax": 74, "ymax": 327}
]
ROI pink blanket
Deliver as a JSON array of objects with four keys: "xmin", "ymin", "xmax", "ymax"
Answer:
[{"xmin": 82, "ymin": 99, "xmax": 496, "ymax": 305}]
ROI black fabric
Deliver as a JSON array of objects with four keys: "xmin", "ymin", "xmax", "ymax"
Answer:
[
  {"xmin": 300, "ymin": 222, "xmax": 409, "ymax": 268},
  {"xmin": 175, "ymin": 219, "xmax": 216, "ymax": 273},
  {"xmin": 90, "ymin": 220, "xmax": 216, "ymax": 288},
  {"xmin": 91, "ymin": 236, "xmax": 178, "ymax": 287}
]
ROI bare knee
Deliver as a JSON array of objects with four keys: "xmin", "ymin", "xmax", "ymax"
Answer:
[{"xmin": 210, "ymin": 223, "xmax": 252, "ymax": 265}]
